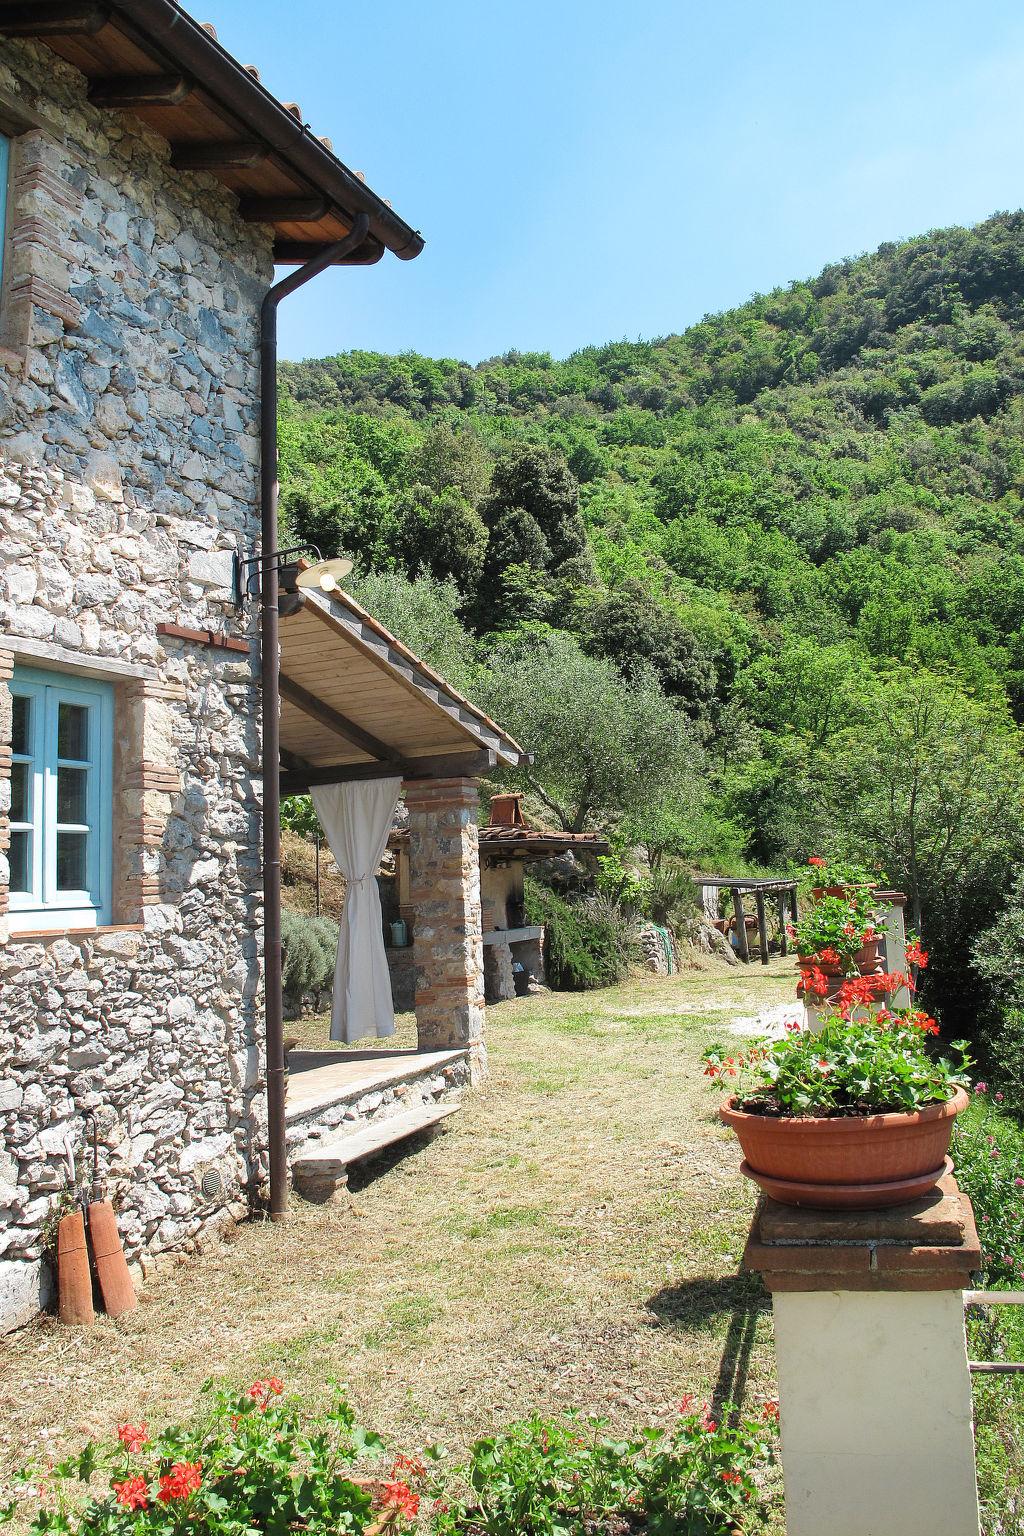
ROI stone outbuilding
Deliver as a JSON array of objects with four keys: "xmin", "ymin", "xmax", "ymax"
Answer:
[{"xmin": 0, "ymin": 3, "xmax": 523, "ymax": 1332}]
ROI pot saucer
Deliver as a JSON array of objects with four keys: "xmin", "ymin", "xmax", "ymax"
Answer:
[{"xmin": 739, "ymin": 1154, "xmax": 954, "ymax": 1210}]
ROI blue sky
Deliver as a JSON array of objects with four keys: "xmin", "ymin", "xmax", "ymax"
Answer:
[{"xmin": 192, "ymin": 0, "xmax": 1024, "ymax": 365}]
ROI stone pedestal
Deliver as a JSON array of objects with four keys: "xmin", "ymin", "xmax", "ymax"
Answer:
[
  {"xmin": 744, "ymin": 1178, "xmax": 981, "ymax": 1536},
  {"xmin": 404, "ymin": 777, "xmax": 486, "ymax": 1081}
]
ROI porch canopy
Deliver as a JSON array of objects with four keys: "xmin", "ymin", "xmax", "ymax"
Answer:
[
  {"xmin": 277, "ymin": 587, "xmax": 525, "ymax": 793},
  {"xmin": 276, "ymin": 583, "xmax": 526, "ymax": 1048}
]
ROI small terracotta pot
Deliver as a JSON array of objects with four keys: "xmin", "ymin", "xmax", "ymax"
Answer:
[{"xmin": 720, "ymin": 1087, "xmax": 969, "ymax": 1209}]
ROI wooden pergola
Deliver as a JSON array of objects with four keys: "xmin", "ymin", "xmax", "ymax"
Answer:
[{"xmin": 695, "ymin": 875, "xmax": 799, "ymax": 965}]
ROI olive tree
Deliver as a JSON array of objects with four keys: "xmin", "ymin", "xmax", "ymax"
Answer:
[{"xmin": 478, "ymin": 626, "xmax": 695, "ymax": 832}]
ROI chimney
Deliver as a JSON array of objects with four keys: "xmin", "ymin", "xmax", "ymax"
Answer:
[{"xmin": 488, "ymin": 793, "xmax": 526, "ymax": 828}]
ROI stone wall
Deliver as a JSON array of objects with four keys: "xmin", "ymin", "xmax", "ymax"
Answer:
[{"xmin": 0, "ymin": 37, "xmax": 273, "ymax": 1331}]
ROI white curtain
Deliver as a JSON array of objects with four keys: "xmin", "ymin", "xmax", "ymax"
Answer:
[{"xmin": 311, "ymin": 777, "xmax": 403, "ymax": 1043}]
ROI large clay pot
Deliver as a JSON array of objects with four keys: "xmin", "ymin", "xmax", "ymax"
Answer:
[{"xmin": 720, "ymin": 1087, "xmax": 969, "ymax": 1209}]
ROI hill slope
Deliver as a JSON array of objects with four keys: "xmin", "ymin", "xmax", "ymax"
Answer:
[{"xmin": 280, "ymin": 210, "xmax": 1024, "ymax": 722}]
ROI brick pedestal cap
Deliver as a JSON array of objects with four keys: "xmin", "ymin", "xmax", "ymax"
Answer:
[{"xmin": 743, "ymin": 1174, "xmax": 981, "ymax": 1292}]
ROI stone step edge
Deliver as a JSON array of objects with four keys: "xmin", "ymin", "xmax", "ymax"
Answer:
[
  {"xmin": 291, "ymin": 1102, "xmax": 461, "ymax": 1175},
  {"xmin": 284, "ymin": 1049, "xmax": 468, "ymax": 1125}
]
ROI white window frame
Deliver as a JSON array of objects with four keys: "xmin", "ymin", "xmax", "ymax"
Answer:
[{"xmin": 8, "ymin": 666, "xmax": 113, "ymax": 932}]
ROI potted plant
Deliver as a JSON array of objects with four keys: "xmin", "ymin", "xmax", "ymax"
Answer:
[
  {"xmin": 804, "ymin": 855, "xmax": 880, "ymax": 900},
  {"xmin": 793, "ymin": 889, "xmax": 882, "ymax": 976},
  {"xmin": 706, "ymin": 1005, "xmax": 971, "ymax": 1208}
]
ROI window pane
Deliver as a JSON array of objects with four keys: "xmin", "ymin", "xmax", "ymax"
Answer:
[
  {"xmin": 56, "ymin": 831, "xmax": 87, "ymax": 891},
  {"xmin": 58, "ymin": 702, "xmax": 89, "ymax": 761},
  {"xmin": 10, "ymin": 760, "xmax": 29, "ymax": 823},
  {"xmin": 57, "ymin": 764, "xmax": 88, "ymax": 825},
  {"xmin": 12, "ymin": 694, "xmax": 30, "ymax": 757},
  {"xmin": 9, "ymin": 828, "xmax": 30, "ymax": 892}
]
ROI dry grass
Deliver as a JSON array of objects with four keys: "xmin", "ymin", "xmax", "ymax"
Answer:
[{"xmin": 0, "ymin": 958, "xmax": 795, "ymax": 1529}]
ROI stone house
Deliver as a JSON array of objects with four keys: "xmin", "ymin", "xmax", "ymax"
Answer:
[{"xmin": 0, "ymin": 3, "xmax": 523, "ymax": 1333}]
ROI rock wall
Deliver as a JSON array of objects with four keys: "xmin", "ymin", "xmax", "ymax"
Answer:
[{"xmin": 0, "ymin": 37, "xmax": 273, "ymax": 1331}]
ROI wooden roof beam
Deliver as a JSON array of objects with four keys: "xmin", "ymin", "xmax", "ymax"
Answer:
[
  {"xmin": 279, "ymin": 672, "xmax": 409, "ymax": 770},
  {"xmin": 89, "ymin": 73, "xmax": 192, "ymax": 107},
  {"xmin": 281, "ymin": 748, "xmax": 498, "ymax": 797},
  {"xmin": 239, "ymin": 195, "xmax": 329, "ymax": 223},
  {"xmin": 0, "ymin": 2, "xmax": 109, "ymax": 35},
  {"xmin": 171, "ymin": 140, "xmax": 269, "ymax": 171}
]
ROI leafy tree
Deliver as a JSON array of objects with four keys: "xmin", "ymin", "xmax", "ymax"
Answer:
[
  {"xmin": 484, "ymin": 445, "xmax": 591, "ymax": 568},
  {"xmin": 394, "ymin": 482, "xmax": 488, "ymax": 594},
  {"xmin": 479, "ymin": 627, "xmax": 694, "ymax": 832}
]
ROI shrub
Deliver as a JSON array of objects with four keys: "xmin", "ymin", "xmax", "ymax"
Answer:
[
  {"xmin": 524, "ymin": 878, "xmax": 637, "ymax": 990},
  {"xmin": 429, "ymin": 1401, "xmax": 777, "ymax": 1536},
  {"xmin": 281, "ymin": 908, "xmax": 338, "ymax": 998},
  {"xmin": 2, "ymin": 1381, "xmax": 424, "ymax": 1536},
  {"xmin": 952, "ymin": 1089, "xmax": 1024, "ymax": 1288}
]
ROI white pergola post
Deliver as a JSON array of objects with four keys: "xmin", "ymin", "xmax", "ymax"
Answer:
[{"xmin": 745, "ymin": 1181, "xmax": 982, "ymax": 1536}]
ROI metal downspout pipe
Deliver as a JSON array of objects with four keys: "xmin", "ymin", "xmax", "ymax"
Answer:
[{"xmin": 261, "ymin": 214, "xmax": 370, "ymax": 1220}]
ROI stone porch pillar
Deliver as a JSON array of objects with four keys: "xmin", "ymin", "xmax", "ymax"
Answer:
[
  {"xmin": 744, "ymin": 1180, "xmax": 982, "ymax": 1536},
  {"xmin": 404, "ymin": 777, "xmax": 486, "ymax": 1082}
]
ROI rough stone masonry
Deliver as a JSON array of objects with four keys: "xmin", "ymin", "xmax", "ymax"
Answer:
[{"xmin": 0, "ymin": 34, "xmax": 274, "ymax": 1331}]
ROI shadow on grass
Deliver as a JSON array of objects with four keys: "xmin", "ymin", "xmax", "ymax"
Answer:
[{"xmin": 645, "ymin": 1272, "xmax": 769, "ymax": 1417}]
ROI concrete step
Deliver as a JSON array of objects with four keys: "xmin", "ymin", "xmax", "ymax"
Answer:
[{"xmin": 291, "ymin": 1102, "xmax": 460, "ymax": 1204}]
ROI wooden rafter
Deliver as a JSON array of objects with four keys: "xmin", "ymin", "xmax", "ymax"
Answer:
[
  {"xmin": 239, "ymin": 195, "xmax": 329, "ymax": 223},
  {"xmin": 171, "ymin": 141, "xmax": 268, "ymax": 171},
  {"xmin": 279, "ymin": 672, "xmax": 408, "ymax": 769},
  {"xmin": 89, "ymin": 74, "xmax": 193, "ymax": 107},
  {"xmin": 0, "ymin": 2, "xmax": 109, "ymax": 35}
]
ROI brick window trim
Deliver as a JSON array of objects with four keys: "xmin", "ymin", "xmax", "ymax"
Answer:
[
  {"xmin": 0, "ymin": 654, "xmax": 183, "ymax": 931},
  {"xmin": 0, "ymin": 115, "xmax": 83, "ymax": 371}
]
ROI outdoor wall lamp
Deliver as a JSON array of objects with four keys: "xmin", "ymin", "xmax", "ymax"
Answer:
[{"xmin": 233, "ymin": 544, "xmax": 353, "ymax": 607}]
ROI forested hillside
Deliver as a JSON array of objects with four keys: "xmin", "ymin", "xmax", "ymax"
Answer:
[{"xmin": 278, "ymin": 211, "xmax": 1024, "ymax": 1068}]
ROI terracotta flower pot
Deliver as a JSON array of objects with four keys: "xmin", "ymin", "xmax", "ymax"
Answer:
[{"xmin": 720, "ymin": 1087, "xmax": 969, "ymax": 1209}]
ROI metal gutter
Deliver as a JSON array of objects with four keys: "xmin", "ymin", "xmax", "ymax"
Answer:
[{"xmin": 110, "ymin": 0, "xmax": 424, "ymax": 260}]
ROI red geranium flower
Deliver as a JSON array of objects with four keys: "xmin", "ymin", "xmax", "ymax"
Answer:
[
  {"xmin": 808, "ymin": 856, "xmax": 826, "ymax": 868},
  {"xmin": 905, "ymin": 940, "xmax": 929, "ymax": 969},
  {"xmin": 380, "ymin": 1481, "xmax": 420, "ymax": 1520},
  {"xmin": 246, "ymin": 1378, "xmax": 284, "ymax": 1412},
  {"xmin": 157, "ymin": 1461, "xmax": 202, "ymax": 1503},
  {"xmin": 116, "ymin": 1423, "xmax": 149, "ymax": 1454},
  {"xmin": 720, "ymin": 1469, "xmax": 743, "ymax": 1485},
  {"xmin": 114, "ymin": 1476, "xmax": 150, "ymax": 1510}
]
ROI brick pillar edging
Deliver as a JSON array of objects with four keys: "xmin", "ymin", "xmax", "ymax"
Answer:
[
  {"xmin": 403, "ymin": 776, "xmax": 486, "ymax": 1082},
  {"xmin": 744, "ymin": 1180, "xmax": 982, "ymax": 1536},
  {"xmin": 0, "ymin": 649, "xmax": 14, "ymax": 929}
]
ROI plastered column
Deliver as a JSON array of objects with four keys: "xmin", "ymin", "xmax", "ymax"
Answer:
[
  {"xmin": 745, "ymin": 1183, "xmax": 982, "ymax": 1536},
  {"xmin": 404, "ymin": 777, "xmax": 486, "ymax": 1081}
]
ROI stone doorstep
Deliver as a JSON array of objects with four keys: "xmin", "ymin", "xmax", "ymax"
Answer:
[
  {"xmin": 291, "ymin": 1102, "xmax": 461, "ymax": 1205},
  {"xmin": 284, "ymin": 1049, "xmax": 468, "ymax": 1126},
  {"xmin": 743, "ymin": 1181, "xmax": 982, "ymax": 1293}
]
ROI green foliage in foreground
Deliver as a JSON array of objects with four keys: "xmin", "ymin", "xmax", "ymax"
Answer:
[
  {"xmin": 431, "ymin": 1404, "xmax": 777, "ymax": 1536},
  {"xmin": 954, "ymin": 1095, "xmax": 1024, "ymax": 1534},
  {"xmin": 279, "ymin": 211, "xmax": 1024, "ymax": 1038}
]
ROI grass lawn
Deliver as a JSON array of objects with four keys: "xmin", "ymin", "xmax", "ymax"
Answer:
[{"xmin": 0, "ymin": 958, "xmax": 799, "ymax": 1527}]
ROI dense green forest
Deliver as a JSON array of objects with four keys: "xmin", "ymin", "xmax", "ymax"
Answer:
[{"xmin": 279, "ymin": 211, "xmax": 1024, "ymax": 1090}]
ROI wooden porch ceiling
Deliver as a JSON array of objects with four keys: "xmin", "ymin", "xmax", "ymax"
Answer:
[{"xmin": 278, "ymin": 589, "xmax": 526, "ymax": 793}]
